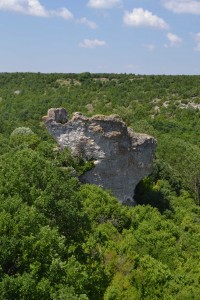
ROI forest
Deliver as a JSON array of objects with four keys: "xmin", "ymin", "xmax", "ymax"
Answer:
[{"xmin": 0, "ymin": 72, "xmax": 199, "ymax": 299}]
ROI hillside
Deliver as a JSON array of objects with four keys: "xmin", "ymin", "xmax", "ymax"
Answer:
[{"xmin": 0, "ymin": 73, "xmax": 199, "ymax": 299}]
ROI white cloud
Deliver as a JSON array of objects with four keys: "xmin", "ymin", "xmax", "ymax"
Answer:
[
  {"xmin": 87, "ymin": 0, "xmax": 121, "ymax": 9},
  {"xmin": 123, "ymin": 8, "xmax": 169, "ymax": 30},
  {"xmin": 144, "ymin": 44, "xmax": 156, "ymax": 51},
  {"xmin": 55, "ymin": 8, "xmax": 74, "ymax": 20},
  {"xmin": 0, "ymin": 0, "xmax": 73, "ymax": 19},
  {"xmin": 27, "ymin": 0, "xmax": 48, "ymax": 17},
  {"xmin": 163, "ymin": 0, "xmax": 200, "ymax": 14},
  {"xmin": 194, "ymin": 32, "xmax": 200, "ymax": 51},
  {"xmin": 0, "ymin": 0, "xmax": 23, "ymax": 13},
  {"xmin": 77, "ymin": 17, "xmax": 97, "ymax": 29},
  {"xmin": 79, "ymin": 39, "xmax": 107, "ymax": 48},
  {"xmin": 0, "ymin": 0, "xmax": 48, "ymax": 16},
  {"xmin": 166, "ymin": 32, "xmax": 182, "ymax": 46}
]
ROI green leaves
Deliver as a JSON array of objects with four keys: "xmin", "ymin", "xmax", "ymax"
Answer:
[
  {"xmin": 0, "ymin": 146, "xmax": 91, "ymax": 298},
  {"xmin": 0, "ymin": 73, "xmax": 200, "ymax": 298}
]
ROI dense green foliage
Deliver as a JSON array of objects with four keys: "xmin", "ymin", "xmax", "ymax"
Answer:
[{"xmin": 0, "ymin": 73, "xmax": 199, "ymax": 299}]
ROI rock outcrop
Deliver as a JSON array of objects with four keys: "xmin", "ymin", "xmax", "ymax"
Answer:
[{"xmin": 43, "ymin": 108, "xmax": 156, "ymax": 205}]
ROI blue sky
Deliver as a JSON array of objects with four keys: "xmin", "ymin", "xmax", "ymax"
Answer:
[{"xmin": 0, "ymin": 0, "xmax": 200, "ymax": 74}]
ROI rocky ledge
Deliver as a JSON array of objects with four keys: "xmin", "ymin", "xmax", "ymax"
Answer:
[{"xmin": 43, "ymin": 108, "xmax": 156, "ymax": 205}]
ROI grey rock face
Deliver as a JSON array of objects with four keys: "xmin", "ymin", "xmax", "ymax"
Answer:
[{"xmin": 43, "ymin": 108, "xmax": 156, "ymax": 205}]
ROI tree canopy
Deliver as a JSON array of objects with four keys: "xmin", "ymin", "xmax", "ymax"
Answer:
[{"xmin": 0, "ymin": 72, "xmax": 199, "ymax": 299}]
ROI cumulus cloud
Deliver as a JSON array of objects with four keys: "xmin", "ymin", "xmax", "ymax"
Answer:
[
  {"xmin": 27, "ymin": 0, "xmax": 48, "ymax": 17},
  {"xmin": 55, "ymin": 8, "xmax": 74, "ymax": 20},
  {"xmin": 163, "ymin": 0, "xmax": 200, "ymax": 14},
  {"xmin": 0, "ymin": 0, "xmax": 22, "ymax": 13},
  {"xmin": 79, "ymin": 39, "xmax": 107, "ymax": 48},
  {"xmin": 0, "ymin": 0, "xmax": 73, "ymax": 19},
  {"xmin": 194, "ymin": 33, "xmax": 200, "ymax": 51},
  {"xmin": 144, "ymin": 44, "xmax": 156, "ymax": 51},
  {"xmin": 166, "ymin": 32, "xmax": 182, "ymax": 46},
  {"xmin": 0, "ymin": 0, "xmax": 47, "ymax": 16},
  {"xmin": 87, "ymin": 0, "xmax": 121, "ymax": 9},
  {"xmin": 123, "ymin": 8, "xmax": 169, "ymax": 30},
  {"xmin": 77, "ymin": 17, "xmax": 97, "ymax": 29}
]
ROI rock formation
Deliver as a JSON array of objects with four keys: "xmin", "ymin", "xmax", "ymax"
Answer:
[{"xmin": 43, "ymin": 108, "xmax": 156, "ymax": 205}]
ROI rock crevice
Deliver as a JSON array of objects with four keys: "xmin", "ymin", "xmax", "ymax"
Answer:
[{"xmin": 43, "ymin": 108, "xmax": 156, "ymax": 205}]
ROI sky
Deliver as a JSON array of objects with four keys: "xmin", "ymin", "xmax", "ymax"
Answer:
[{"xmin": 0, "ymin": 0, "xmax": 200, "ymax": 74}]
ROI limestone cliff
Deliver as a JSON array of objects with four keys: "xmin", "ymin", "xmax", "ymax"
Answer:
[{"xmin": 43, "ymin": 108, "xmax": 156, "ymax": 205}]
